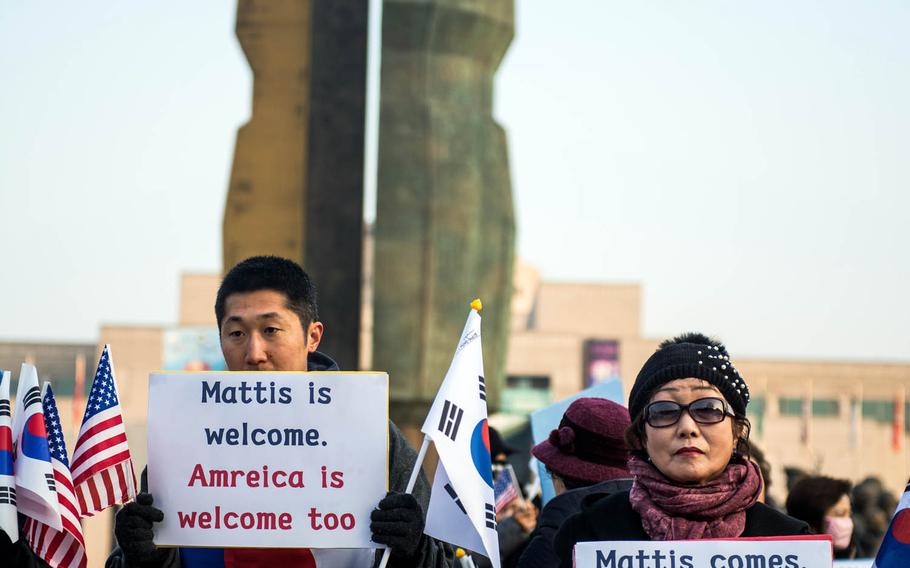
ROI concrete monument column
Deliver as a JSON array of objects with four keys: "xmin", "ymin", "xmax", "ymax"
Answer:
[
  {"xmin": 223, "ymin": 0, "xmax": 367, "ymax": 369},
  {"xmin": 374, "ymin": 0, "xmax": 516, "ymax": 425}
]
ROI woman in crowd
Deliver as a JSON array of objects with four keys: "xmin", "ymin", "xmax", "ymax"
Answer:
[
  {"xmin": 555, "ymin": 333, "xmax": 808, "ymax": 567},
  {"xmin": 786, "ymin": 475, "xmax": 856, "ymax": 558},
  {"xmin": 518, "ymin": 397, "xmax": 632, "ymax": 568},
  {"xmin": 852, "ymin": 476, "xmax": 897, "ymax": 557}
]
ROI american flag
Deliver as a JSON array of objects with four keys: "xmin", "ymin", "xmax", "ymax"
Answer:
[
  {"xmin": 24, "ymin": 383, "xmax": 86, "ymax": 568},
  {"xmin": 71, "ymin": 345, "xmax": 136, "ymax": 517},
  {"xmin": 493, "ymin": 465, "xmax": 520, "ymax": 514}
]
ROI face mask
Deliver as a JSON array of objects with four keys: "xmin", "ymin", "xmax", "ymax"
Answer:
[{"xmin": 823, "ymin": 516, "xmax": 853, "ymax": 550}]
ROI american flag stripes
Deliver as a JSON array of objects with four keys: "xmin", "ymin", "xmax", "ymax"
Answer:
[
  {"xmin": 24, "ymin": 383, "xmax": 86, "ymax": 568},
  {"xmin": 493, "ymin": 466, "xmax": 520, "ymax": 514},
  {"xmin": 72, "ymin": 345, "xmax": 136, "ymax": 517}
]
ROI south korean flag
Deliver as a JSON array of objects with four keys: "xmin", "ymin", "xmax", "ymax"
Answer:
[
  {"xmin": 0, "ymin": 371, "xmax": 17, "ymax": 541},
  {"xmin": 422, "ymin": 301, "xmax": 500, "ymax": 568}
]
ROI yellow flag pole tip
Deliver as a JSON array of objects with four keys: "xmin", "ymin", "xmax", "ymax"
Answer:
[
  {"xmin": 470, "ymin": 298, "xmax": 483, "ymax": 312},
  {"xmin": 455, "ymin": 549, "xmax": 467, "ymax": 558}
]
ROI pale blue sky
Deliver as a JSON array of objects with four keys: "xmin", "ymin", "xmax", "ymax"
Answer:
[{"xmin": 1, "ymin": 2, "xmax": 908, "ymax": 362}]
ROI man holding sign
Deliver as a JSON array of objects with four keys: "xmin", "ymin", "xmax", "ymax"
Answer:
[{"xmin": 107, "ymin": 256, "xmax": 451, "ymax": 567}]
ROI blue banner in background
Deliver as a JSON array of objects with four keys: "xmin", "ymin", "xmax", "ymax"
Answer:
[
  {"xmin": 163, "ymin": 327, "xmax": 227, "ymax": 371},
  {"xmin": 530, "ymin": 379, "xmax": 624, "ymax": 505}
]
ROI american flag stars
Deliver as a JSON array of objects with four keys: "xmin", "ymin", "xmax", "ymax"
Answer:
[
  {"xmin": 83, "ymin": 351, "xmax": 119, "ymax": 416},
  {"xmin": 44, "ymin": 398, "xmax": 68, "ymax": 466}
]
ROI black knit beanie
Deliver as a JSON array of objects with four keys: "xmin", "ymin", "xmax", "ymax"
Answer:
[{"xmin": 628, "ymin": 332, "xmax": 750, "ymax": 421}]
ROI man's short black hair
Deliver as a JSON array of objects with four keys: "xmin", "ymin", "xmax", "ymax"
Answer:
[{"xmin": 215, "ymin": 256, "xmax": 318, "ymax": 330}]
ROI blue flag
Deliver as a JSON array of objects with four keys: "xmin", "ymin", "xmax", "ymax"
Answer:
[{"xmin": 874, "ymin": 480, "xmax": 910, "ymax": 567}]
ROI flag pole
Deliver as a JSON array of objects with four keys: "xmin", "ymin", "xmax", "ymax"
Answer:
[
  {"xmin": 378, "ymin": 436, "xmax": 431, "ymax": 568},
  {"xmin": 405, "ymin": 435, "xmax": 432, "ymax": 492},
  {"xmin": 378, "ymin": 299, "xmax": 483, "ymax": 568},
  {"xmin": 456, "ymin": 548, "xmax": 478, "ymax": 567}
]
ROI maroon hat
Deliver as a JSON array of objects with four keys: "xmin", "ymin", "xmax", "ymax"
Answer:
[{"xmin": 532, "ymin": 397, "xmax": 631, "ymax": 483}]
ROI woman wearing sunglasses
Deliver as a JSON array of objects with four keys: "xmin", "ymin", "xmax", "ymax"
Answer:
[{"xmin": 553, "ymin": 333, "xmax": 808, "ymax": 567}]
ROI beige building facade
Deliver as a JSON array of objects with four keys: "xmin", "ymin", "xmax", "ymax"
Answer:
[{"xmin": 504, "ymin": 261, "xmax": 910, "ymax": 505}]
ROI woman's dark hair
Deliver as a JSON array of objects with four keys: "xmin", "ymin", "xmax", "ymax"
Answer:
[
  {"xmin": 547, "ymin": 469, "xmax": 591, "ymax": 492},
  {"xmin": 785, "ymin": 476, "xmax": 852, "ymax": 533},
  {"xmin": 748, "ymin": 441, "xmax": 772, "ymax": 494},
  {"xmin": 624, "ymin": 410, "xmax": 752, "ymax": 461},
  {"xmin": 215, "ymin": 255, "xmax": 318, "ymax": 330}
]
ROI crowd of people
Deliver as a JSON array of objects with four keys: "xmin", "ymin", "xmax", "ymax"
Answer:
[
  {"xmin": 0, "ymin": 255, "xmax": 900, "ymax": 567},
  {"xmin": 486, "ymin": 335, "xmax": 900, "ymax": 567}
]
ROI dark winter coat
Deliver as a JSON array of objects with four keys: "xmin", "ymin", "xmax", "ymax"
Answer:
[
  {"xmin": 517, "ymin": 478, "xmax": 632, "ymax": 568},
  {"xmin": 0, "ymin": 514, "xmax": 52, "ymax": 568},
  {"xmin": 554, "ymin": 490, "xmax": 810, "ymax": 568},
  {"xmin": 106, "ymin": 352, "xmax": 453, "ymax": 568}
]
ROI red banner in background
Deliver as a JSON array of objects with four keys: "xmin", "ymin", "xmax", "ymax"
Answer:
[
  {"xmin": 72, "ymin": 352, "xmax": 85, "ymax": 434},
  {"xmin": 894, "ymin": 389, "xmax": 905, "ymax": 453}
]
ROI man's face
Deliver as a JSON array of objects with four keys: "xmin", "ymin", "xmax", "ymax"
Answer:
[{"xmin": 219, "ymin": 289, "xmax": 323, "ymax": 372}]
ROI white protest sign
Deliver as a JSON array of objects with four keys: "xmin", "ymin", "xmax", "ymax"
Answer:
[
  {"xmin": 147, "ymin": 372, "xmax": 388, "ymax": 549},
  {"xmin": 574, "ymin": 537, "xmax": 833, "ymax": 568}
]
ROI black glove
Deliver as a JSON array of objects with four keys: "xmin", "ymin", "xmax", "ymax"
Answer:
[
  {"xmin": 114, "ymin": 493, "xmax": 170, "ymax": 568},
  {"xmin": 0, "ymin": 527, "xmax": 15, "ymax": 556},
  {"xmin": 370, "ymin": 491, "xmax": 425, "ymax": 560}
]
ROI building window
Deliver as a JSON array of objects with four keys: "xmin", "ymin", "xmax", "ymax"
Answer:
[
  {"xmin": 501, "ymin": 375, "xmax": 551, "ymax": 415},
  {"xmin": 812, "ymin": 399, "xmax": 840, "ymax": 417},
  {"xmin": 779, "ymin": 398, "xmax": 803, "ymax": 416},
  {"xmin": 862, "ymin": 400, "xmax": 894, "ymax": 423},
  {"xmin": 748, "ymin": 397, "xmax": 765, "ymax": 417},
  {"xmin": 748, "ymin": 397, "xmax": 765, "ymax": 435},
  {"xmin": 778, "ymin": 398, "xmax": 841, "ymax": 417}
]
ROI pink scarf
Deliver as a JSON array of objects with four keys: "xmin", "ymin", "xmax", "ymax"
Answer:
[{"xmin": 628, "ymin": 455, "xmax": 762, "ymax": 540}]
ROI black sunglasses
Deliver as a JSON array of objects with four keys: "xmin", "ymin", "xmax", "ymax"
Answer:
[{"xmin": 644, "ymin": 397, "xmax": 734, "ymax": 428}]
